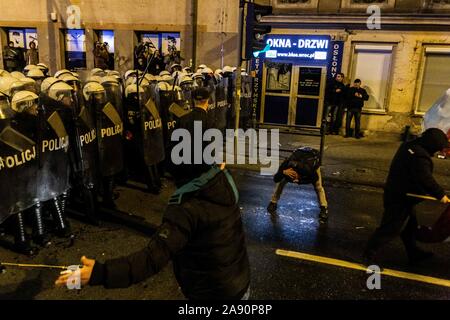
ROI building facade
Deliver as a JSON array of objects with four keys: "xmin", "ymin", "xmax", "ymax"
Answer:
[
  {"xmin": 0, "ymin": 0, "xmax": 240, "ymax": 78},
  {"xmin": 254, "ymin": 0, "xmax": 450, "ymax": 134}
]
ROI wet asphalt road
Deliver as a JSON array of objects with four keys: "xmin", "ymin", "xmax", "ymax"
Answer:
[{"xmin": 0, "ymin": 169, "xmax": 449, "ymax": 299}]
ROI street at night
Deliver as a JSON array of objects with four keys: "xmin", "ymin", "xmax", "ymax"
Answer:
[{"xmin": 1, "ymin": 161, "xmax": 449, "ymax": 299}]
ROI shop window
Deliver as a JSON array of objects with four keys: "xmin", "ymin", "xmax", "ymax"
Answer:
[
  {"xmin": 341, "ymin": 0, "xmax": 395, "ymax": 9},
  {"xmin": 416, "ymin": 47, "xmax": 450, "ymax": 113},
  {"xmin": 272, "ymin": 0, "xmax": 319, "ymax": 9},
  {"xmin": 94, "ymin": 30, "xmax": 115, "ymax": 70},
  {"xmin": 351, "ymin": 44, "xmax": 394, "ymax": 112},
  {"xmin": 64, "ymin": 29, "xmax": 86, "ymax": 70},
  {"xmin": 266, "ymin": 62, "xmax": 291, "ymax": 92},
  {"xmin": 134, "ymin": 32, "xmax": 181, "ymax": 71},
  {"xmin": 3, "ymin": 28, "xmax": 38, "ymax": 71}
]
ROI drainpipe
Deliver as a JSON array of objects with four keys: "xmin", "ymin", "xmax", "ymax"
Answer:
[{"xmin": 191, "ymin": 0, "xmax": 198, "ymax": 69}]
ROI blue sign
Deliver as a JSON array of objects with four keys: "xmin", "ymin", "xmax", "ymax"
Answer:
[
  {"xmin": 327, "ymin": 40, "xmax": 344, "ymax": 80},
  {"xmin": 261, "ymin": 34, "xmax": 331, "ymax": 65}
]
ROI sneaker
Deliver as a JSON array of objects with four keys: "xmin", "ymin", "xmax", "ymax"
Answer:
[
  {"xmin": 319, "ymin": 206, "xmax": 328, "ymax": 223},
  {"xmin": 267, "ymin": 202, "xmax": 277, "ymax": 214}
]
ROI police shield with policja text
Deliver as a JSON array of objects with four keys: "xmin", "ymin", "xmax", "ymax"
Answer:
[
  {"xmin": 38, "ymin": 81, "xmax": 73, "ymax": 237},
  {"xmin": 0, "ymin": 91, "xmax": 40, "ymax": 254}
]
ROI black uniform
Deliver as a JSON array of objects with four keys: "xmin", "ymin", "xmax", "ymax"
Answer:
[
  {"xmin": 89, "ymin": 166, "xmax": 250, "ymax": 299},
  {"xmin": 89, "ymin": 98, "xmax": 250, "ymax": 299},
  {"xmin": 325, "ymin": 79, "xmax": 347, "ymax": 135},
  {"xmin": 365, "ymin": 128, "xmax": 449, "ymax": 263},
  {"xmin": 345, "ymin": 86, "xmax": 369, "ymax": 138}
]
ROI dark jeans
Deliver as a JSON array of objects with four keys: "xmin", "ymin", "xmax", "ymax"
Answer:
[
  {"xmin": 346, "ymin": 108, "xmax": 361, "ymax": 137},
  {"xmin": 366, "ymin": 193, "xmax": 420, "ymax": 257},
  {"xmin": 327, "ymin": 104, "xmax": 345, "ymax": 134}
]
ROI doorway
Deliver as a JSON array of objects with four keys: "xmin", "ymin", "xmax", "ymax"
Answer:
[{"xmin": 260, "ymin": 62, "xmax": 326, "ymax": 128}]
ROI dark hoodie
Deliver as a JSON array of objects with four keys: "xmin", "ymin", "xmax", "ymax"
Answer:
[
  {"xmin": 384, "ymin": 128, "xmax": 449, "ymax": 201},
  {"xmin": 89, "ymin": 166, "xmax": 251, "ymax": 300}
]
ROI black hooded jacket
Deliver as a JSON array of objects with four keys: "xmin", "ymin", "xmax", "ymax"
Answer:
[
  {"xmin": 89, "ymin": 167, "xmax": 250, "ymax": 300},
  {"xmin": 384, "ymin": 128, "xmax": 448, "ymax": 201}
]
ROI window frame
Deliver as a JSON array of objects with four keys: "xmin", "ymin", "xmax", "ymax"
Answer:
[
  {"xmin": 349, "ymin": 42, "xmax": 396, "ymax": 114},
  {"xmin": 341, "ymin": 0, "xmax": 396, "ymax": 9},
  {"xmin": 62, "ymin": 28, "xmax": 87, "ymax": 71},
  {"xmin": 414, "ymin": 45, "xmax": 450, "ymax": 116}
]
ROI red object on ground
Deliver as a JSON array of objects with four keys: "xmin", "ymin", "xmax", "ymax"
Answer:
[{"xmin": 417, "ymin": 205, "xmax": 450, "ymax": 243}]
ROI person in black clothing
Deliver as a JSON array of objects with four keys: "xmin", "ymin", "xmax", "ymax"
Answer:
[
  {"xmin": 325, "ymin": 73, "xmax": 347, "ymax": 135},
  {"xmin": 267, "ymin": 147, "xmax": 329, "ymax": 223},
  {"xmin": 55, "ymin": 87, "xmax": 251, "ymax": 300},
  {"xmin": 364, "ymin": 128, "xmax": 450, "ymax": 265},
  {"xmin": 345, "ymin": 79, "xmax": 369, "ymax": 139}
]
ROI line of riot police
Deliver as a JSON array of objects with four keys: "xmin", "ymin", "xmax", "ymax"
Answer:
[{"xmin": 0, "ymin": 62, "xmax": 252, "ymax": 255}]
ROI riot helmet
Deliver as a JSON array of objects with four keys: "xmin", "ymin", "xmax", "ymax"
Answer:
[
  {"xmin": 11, "ymin": 90, "xmax": 39, "ymax": 116},
  {"xmin": 9, "ymin": 80, "xmax": 26, "ymax": 98},
  {"xmin": 223, "ymin": 66, "xmax": 233, "ymax": 74},
  {"xmin": 90, "ymin": 68, "xmax": 105, "ymax": 77},
  {"xmin": 144, "ymin": 74, "xmax": 157, "ymax": 83},
  {"xmin": 28, "ymin": 68, "xmax": 45, "ymax": 79},
  {"xmin": 36, "ymin": 63, "xmax": 49, "ymax": 76},
  {"xmin": 54, "ymin": 69, "xmax": 72, "ymax": 79},
  {"xmin": 159, "ymin": 70, "xmax": 171, "ymax": 77},
  {"xmin": 159, "ymin": 74, "xmax": 174, "ymax": 86},
  {"xmin": 86, "ymin": 75, "xmax": 102, "ymax": 84},
  {"xmin": 192, "ymin": 72, "xmax": 204, "ymax": 87},
  {"xmin": 0, "ymin": 92, "xmax": 14, "ymax": 120},
  {"xmin": 182, "ymin": 66, "xmax": 192, "ymax": 74},
  {"xmin": 10, "ymin": 71, "xmax": 26, "ymax": 80},
  {"xmin": 125, "ymin": 84, "xmax": 145, "ymax": 98},
  {"xmin": 0, "ymin": 69, "xmax": 11, "ymax": 78},
  {"xmin": 23, "ymin": 64, "xmax": 38, "ymax": 75},
  {"xmin": 170, "ymin": 63, "xmax": 182, "ymax": 73},
  {"xmin": 41, "ymin": 77, "xmax": 63, "ymax": 94},
  {"xmin": 83, "ymin": 81, "xmax": 106, "ymax": 103},
  {"xmin": 0, "ymin": 76, "xmax": 17, "ymax": 97},
  {"xmin": 20, "ymin": 77, "xmax": 37, "ymax": 93},
  {"xmin": 47, "ymin": 81, "xmax": 74, "ymax": 107}
]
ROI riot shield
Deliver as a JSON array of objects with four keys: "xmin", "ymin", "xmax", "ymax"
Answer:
[
  {"xmin": 0, "ymin": 106, "xmax": 38, "ymax": 224},
  {"xmin": 224, "ymin": 72, "xmax": 236, "ymax": 129},
  {"xmin": 94, "ymin": 89, "xmax": 124, "ymax": 177},
  {"xmin": 141, "ymin": 92, "xmax": 165, "ymax": 165},
  {"xmin": 36, "ymin": 95, "xmax": 71, "ymax": 203},
  {"xmin": 156, "ymin": 85, "xmax": 190, "ymax": 160},
  {"xmin": 205, "ymin": 78, "xmax": 217, "ymax": 129},
  {"xmin": 215, "ymin": 77, "xmax": 228, "ymax": 132}
]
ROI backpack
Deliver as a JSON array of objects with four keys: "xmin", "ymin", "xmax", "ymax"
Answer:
[{"xmin": 287, "ymin": 147, "xmax": 320, "ymax": 180}]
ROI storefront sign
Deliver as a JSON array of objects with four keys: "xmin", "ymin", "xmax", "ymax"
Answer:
[
  {"xmin": 327, "ymin": 40, "xmax": 344, "ymax": 80},
  {"xmin": 263, "ymin": 35, "xmax": 331, "ymax": 65}
]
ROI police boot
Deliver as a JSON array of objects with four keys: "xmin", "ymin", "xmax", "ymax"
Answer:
[
  {"xmin": 102, "ymin": 177, "xmax": 116, "ymax": 209},
  {"xmin": 319, "ymin": 206, "xmax": 328, "ymax": 223},
  {"xmin": 83, "ymin": 186, "xmax": 100, "ymax": 226},
  {"xmin": 146, "ymin": 165, "xmax": 161, "ymax": 194},
  {"xmin": 51, "ymin": 197, "xmax": 72, "ymax": 238},
  {"xmin": 32, "ymin": 201, "xmax": 52, "ymax": 247},
  {"xmin": 14, "ymin": 212, "xmax": 36, "ymax": 256}
]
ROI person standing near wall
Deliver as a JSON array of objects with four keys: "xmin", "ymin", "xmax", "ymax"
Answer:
[
  {"xmin": 93, "ymin": 41, "xmax": 110, "ymax": 70},
  {"xmin": 3, "ymin": 41, "xmax": 22, "ymax": 72},
  {"xmin": 325, "ymin": 73, "xmax": 347, "ymax": 135},
  {"xmin": 25, "ymin": 41, "xmax": 39, "ymax": 66},
  {"xmin": 345, "ymin": 79, "xmax": 369, "ymax": 139}
]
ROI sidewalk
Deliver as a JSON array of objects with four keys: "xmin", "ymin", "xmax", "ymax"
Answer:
[{"xmin": 227, "ymin": 131, "xmax": 450, "ymax": 192}]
